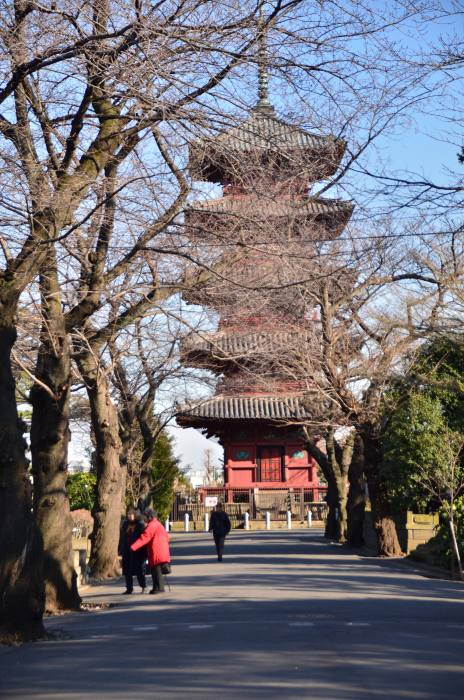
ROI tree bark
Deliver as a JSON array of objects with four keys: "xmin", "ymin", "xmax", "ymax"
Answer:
[
  {"xmin": 327, "ymin": 431, "xmax": 353, "ymax": 542},
  {"xmin": 305, "ymin": 435, "xmax": 335, "ymax": 538},
  {"xmin": 77, "ymin": 351, "xmax": 123, "ymax": 578},
  {"xmin": 0, "ymin": 299, "xmax": 45, "ymax": 641},
  {"xmin": 305, "ymin": 428, "xmax": 352, "ymax": 541},
  {"xmin": 30, "ymin": 255, "xmax": 81, "ymax": 612},
  {"xmin": 346, "ymin": 433, "xmax": 366, "ymax": 548},
  {"xmin": 324, "ymin": 480, "xmax": 339, "ymax": 539},
  {"xmin": 335, "ymin": 475, "xmax": 349, "ymax": 541},
  {"xmin": 136, "ymin": 408, "xmax": 158, "ymax": 513},
  {"xmin": 361, "ymin": 431, "xmax": 402, "ymax": 556},
  {"xmin": 118, "ymin": 402, "xmax": 137, "ymax": 516}
]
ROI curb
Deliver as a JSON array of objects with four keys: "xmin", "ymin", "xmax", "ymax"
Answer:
[{"xmin": 394, "ymin": 556, "xmax": 461, "ymax": 582}]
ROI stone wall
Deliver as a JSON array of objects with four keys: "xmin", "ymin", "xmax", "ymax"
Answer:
[{"xmin": 363, "ymin": 511, "xmax": 439, "ymax": 555}]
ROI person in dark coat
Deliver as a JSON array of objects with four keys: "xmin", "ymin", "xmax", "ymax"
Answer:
[
  {"xmin": 131, "ymin": 508, "xmax": 170, "ymax": 594},
  {"xmin": 209, "ymin": 503, "xmax": 231, "ymax": 561},
  {"xmin": 119, "ymin": 508, "xmax": 147, "ymax": 594}
]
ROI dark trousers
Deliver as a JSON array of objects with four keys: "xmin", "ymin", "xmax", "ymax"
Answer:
[
  {"xmin": 125, "ymin": 572, "xmax": 146, "ymax": 592},
  {"xmin": 213, "ymin": 535, "xmax": 226, "ymax": 559},
  {"xmin": 151, "ymin": 564, "xmax": 165, "ymax": 592}
]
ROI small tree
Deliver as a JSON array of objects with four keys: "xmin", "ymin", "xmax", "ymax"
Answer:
[
  {"xmin": 151, "ymin": 431, "xmax": 182, "ymax": 523},
  {"xmin": 383, "ymin": 396, "xmax": 464, "ymax": 579},
  {"xmin": 202, "ymin": 448, "xmax": 222, "ymax": 487}
]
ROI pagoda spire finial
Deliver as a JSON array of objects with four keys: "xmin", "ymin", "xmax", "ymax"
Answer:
[{"xmin": 254, "ymin": 3, "xmax": 275, "ymax": 115}]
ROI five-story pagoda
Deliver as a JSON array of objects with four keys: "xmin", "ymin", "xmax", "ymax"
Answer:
[{"xmin": 177, "ymin": 43, "xmax": 353, "ymax": 501}]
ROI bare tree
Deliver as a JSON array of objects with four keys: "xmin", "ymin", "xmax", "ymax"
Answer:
[{"xmin": 202, "ymin": 448, "xmax": 223, "ymax": 486}]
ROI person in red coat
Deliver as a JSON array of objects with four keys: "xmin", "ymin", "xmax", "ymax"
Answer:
[{"xmin": 131, "ymin": 508, "xmax": 170, "ymax": 594}]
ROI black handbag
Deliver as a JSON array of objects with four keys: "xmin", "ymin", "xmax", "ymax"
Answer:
[{"xmin": 161, "ymin": 562, "xmax": 172, "ymax": 575}]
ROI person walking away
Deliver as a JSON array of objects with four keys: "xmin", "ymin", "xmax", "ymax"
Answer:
[
  {"xmin": 209, "ymin": 503, "xmax": 231, "ymax": 561},
  {"xmin": 119, "ymin": 508, "xmax": 147, "ymax": 594},
  {"xmin": 131, "ymin": 508, "xmax": 170, "ymax": 594}
]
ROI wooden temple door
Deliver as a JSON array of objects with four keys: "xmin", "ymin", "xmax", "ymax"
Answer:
[{"xmin": 259, "ymin": 446, "xmax": 283, "ymax": 482}]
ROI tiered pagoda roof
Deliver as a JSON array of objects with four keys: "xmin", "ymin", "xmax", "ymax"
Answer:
[
  {"xmin": 180, "ymin": 329, "xmax": 309, "ymax": 371},
  {"xmin": 189, "ymin": 108, "xmax": 346, "ymax": 183},
  {"xmin": 185, "ymin": 196, "xmax": 353, "ymax": 240},
  {"xmin": 176, "ymin": 393, "xmax": 311, "ymax": 423},
  {"xmin": 187, "ymin": 195, "xmax": 351, "ymax": 218}
]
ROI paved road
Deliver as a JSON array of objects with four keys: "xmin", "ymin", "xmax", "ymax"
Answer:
[{"xmin": 1, "ymin": 530, "xmax": 463, "ymax": 699}]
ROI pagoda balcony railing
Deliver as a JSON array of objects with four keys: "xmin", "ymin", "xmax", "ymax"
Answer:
[
  {"xmin": 214, "ymin": 381, "xmax": 308, "ymax": 395},
  {"xmin": 222, "ymin": 180, "xmax": 310, "ymax": 198}
]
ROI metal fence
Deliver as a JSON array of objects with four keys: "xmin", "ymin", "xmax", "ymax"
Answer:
[{"xmin": 170, "ymin": 486, "xmax": 328, "ymax": 523}]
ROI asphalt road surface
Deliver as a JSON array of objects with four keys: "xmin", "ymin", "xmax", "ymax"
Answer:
[{"xmin": 1, "ymin": 530, "xmax": 463, "ymax": 699}]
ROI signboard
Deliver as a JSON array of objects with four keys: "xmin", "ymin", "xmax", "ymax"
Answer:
[{"xmin": 205, "ymin": 496, "xmax": 218, "ymax": 507}]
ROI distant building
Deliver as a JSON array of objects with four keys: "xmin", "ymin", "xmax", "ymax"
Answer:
[
  {"xmin": 187, "ymin": 470, "xmax": 209, "ymax": 489},
  {"xmin": 67, "ymin": 460, "xmax": 91, "ymax": 474}
]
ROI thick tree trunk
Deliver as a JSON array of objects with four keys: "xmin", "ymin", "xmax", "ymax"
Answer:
[
  {"xmin": 346, "ymin": 434, "xmax": 366, "ymax": 548},
  {"xmin": 78, "ymin": 352, "xmax": 123, "ymax": 578},
  {"xmin": 305, "ymin": 436, "xmax": 336, "ymax": 538},
  {"xmin": 30, "ymin": 258, "xmax": 81, "ymax": 612},
  {"xmin": 361, "ymin": 431, "xmax": 402, "ymax": 557},
  {"xmin": 324, "ymin": 480, "xmax": 339, "ymax": 539},
  {"xmin": 335, "ymin": 475, "xmax": 349, "ymax": 541},
  {"xmin": 0, "ymin": 304, "xmax": 45, "ymax": 642},
  {"xmin": 305, "ymin": 428, "xmax": 352, "ymax": 542},
  {"xmin": 327, "ymin": 432, "xmax": 353, "ymax": 542}
]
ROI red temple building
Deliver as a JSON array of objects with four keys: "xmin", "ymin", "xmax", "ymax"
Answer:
[{"xmin": 177, "ymin": 57, "xmax": 353, "ymax": 504}]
